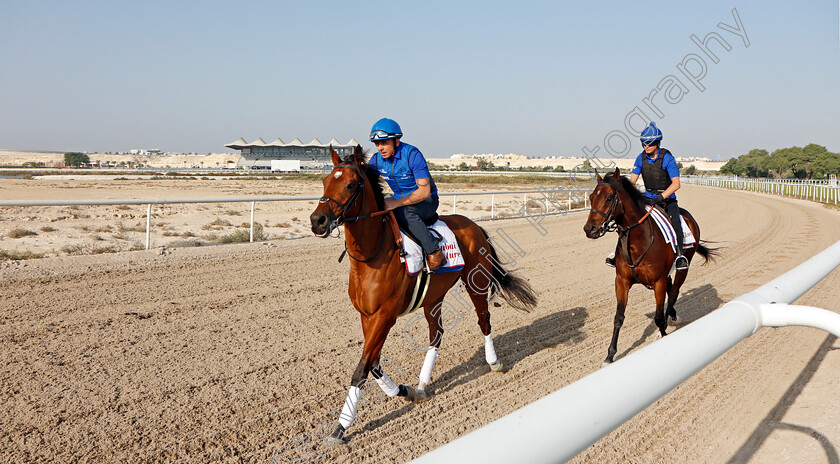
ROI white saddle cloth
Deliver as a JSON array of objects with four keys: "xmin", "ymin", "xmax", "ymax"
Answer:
[
  {"xmin": 646, "ymin": 206, "xmax": 697, "ymax": 253},
  {"xmin": 400, "ymin": 220, "xmax": 466, "ymax": 276}
]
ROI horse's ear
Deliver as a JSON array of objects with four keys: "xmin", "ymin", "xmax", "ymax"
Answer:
[
  {"xmin": 595, "ymin": 170, "xmax": 602, "ymax": 183},
  {"xmin": 613, "ymin": 167, "xmax": 621, "ymax": 178},
  {"xmin": 330, "ymin": 146, "xmax": 341, "ymax": 166},
  {"xmin": 351, "ymin": 144, "xmax": 364, "ymax": 165}
]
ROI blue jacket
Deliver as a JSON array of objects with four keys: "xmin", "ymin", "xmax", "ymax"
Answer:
[{"xmin": 368, "ymin": 142, "xmax": 438, "ymax": 199}]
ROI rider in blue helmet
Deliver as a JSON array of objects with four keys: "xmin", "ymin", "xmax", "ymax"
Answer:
[
  {"xmin": 606, "ymin": 122, "xmax": 688, "ymax": 271},
  {"xmin": 368, "ymin": 118, "xmax": 446, "ymax": 271}
]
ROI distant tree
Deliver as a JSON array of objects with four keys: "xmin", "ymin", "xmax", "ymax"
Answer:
[
  {"xmin": 457, "ymin": 162, "xmax": 469, "ymax": 171},
  {"xmin": 476, "ymin": 158, "xmax": 495, "ymax": 170},
  {"xmin": 682, "ymin": 164, "xmax": 697, "ymax": 175},
  {"xmin": 64, "ymin": 152, "xmax": 90, "ymax": 167}
]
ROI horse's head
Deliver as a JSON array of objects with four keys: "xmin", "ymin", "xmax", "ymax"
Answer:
[
  {"xmin": 584, "ymin": 168, "xmax": 625, "ymax": 239},
  {"xmin": 310, "ymin": 145, "xmax": 371, "ymax": 237}
]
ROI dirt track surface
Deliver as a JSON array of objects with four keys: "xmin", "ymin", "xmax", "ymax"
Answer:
[{"xmin": 2, "ymin": 184, "xmax": 840, "ymax": 463}]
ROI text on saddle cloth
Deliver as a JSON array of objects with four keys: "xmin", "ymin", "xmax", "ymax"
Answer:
[
  {"xmin": 400, "ymin": 220, "xmax": 465, "ymax": 276},
  {"xmin": 645, "ymin": 206, "xmax": 697, "ymax": 253}
]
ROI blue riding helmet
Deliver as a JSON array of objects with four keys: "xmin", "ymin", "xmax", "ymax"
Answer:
[
  {"xmin": 370, "ymin": 118, "xmax": 403, "ymax": 141},
  {"xmin": 640, "ymin": 122, "xmax": 663, "ymax": 142}
]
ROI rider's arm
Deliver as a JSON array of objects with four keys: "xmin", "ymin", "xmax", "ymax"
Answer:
[
  {"xmin": 385, "ymin": 179, "xmax": 430, "ymax": 209},
  {"xmin": 661, "ymin": 177, "xmax": 681, "ymax": 198},
  {"xmin": 629, "ymin": 173, "xmax": 640, "ymax": 185}
]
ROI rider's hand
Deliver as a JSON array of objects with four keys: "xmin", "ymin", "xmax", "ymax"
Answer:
[
  {"xmin": 384, "ymin": 198, "xmax": 398, "ymax": 210},
  {"xmin": 652, "ymin": 194, "xmax": 665, "ymax": 205}
]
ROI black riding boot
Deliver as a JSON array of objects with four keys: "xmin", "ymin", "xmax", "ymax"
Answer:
[{"xmin": 665, "ymin": 200, "xmax": 688, "ymax": 271}]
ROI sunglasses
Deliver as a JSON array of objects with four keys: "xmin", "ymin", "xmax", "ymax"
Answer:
[{"xmin": 641, "ymin": 140, "xmax": 658, "ymax": 147}]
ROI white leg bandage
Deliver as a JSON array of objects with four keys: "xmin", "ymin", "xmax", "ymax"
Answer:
[
  {"xmin": 419, "ymin": 346, "xmax": 439, "ymax": 386},
  {"xmin": 484, "ymin": 333, "xmax": 499, "ymax": 365},
  {"xmin": 338, "ymin": 386, "xmax": 362, "ymax": 429},
  {"xmin": 373, "ymin": 370, "xmax": 400, "ymax": 398}
]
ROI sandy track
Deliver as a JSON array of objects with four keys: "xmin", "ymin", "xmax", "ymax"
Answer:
[{"xmin": 2, "ymin": 184, "xmax": 840, "ymax": 463}]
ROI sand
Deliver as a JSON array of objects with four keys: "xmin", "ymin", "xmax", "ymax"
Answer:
[{"xmin": 1, "ymin": 180, "xmax": 840, "ymax": 463}]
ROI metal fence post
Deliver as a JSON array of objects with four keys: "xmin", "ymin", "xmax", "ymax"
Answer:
[
  {"xmin": 491, "ymin": 194, "xmax": 495, "ymax": 219},
  {"xmin": 250, "ymin": 201, "xmax": 256, "ymax": 242},
  {"xmin": 146, "ymin": 204, "xmax": 152, "ymax": 250}
]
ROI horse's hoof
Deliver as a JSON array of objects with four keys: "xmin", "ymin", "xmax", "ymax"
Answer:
[
  {"xmin": 601, "ymin": 359, "xmax": 613, "ymax": 368},
  {"xmin": 669, "ymin": 315, "xmax": 680, "ymax": 325},
  {"xmin": 655, "ymin": 332, "xmax": 666, "ymax": 340},
  {"xmin": 325, "ymin": 425, "xmax": 347, "ymax": 445},
  {"xmin": 403, "ymin": 385, "xmax": 417, "ymax": 402},
  {"xmin": 325, "ymin": 435, "xmax": 347, "ymax": 445},
  {"xmin": 413, "ymin": 389, "xmax": 428, "ymax": 402},
  {"xmin": 490, "ymin": 361, "xmax": 504, "ymax": 373}
]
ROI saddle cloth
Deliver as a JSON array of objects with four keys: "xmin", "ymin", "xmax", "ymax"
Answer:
[
  {"xmin": 400, "ymin": 220, "xmax": 466, "ymax": 276},
  {"xmin": 645, "ymin": 206, "xmax": 697, "ymax": 253}
]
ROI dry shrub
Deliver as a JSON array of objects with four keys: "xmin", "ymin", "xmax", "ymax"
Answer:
[
  {"xmin": 7, "ymin": 228, "xmax": 37, "ymax": 239},
  {"xmin": 0, "ymin": 249, "xmax": 44, "ymax": 260},
  {"xmin": 40, "ymin": 226, "xmax": 57, "ymax": 232},
  {"xmin": 225, "ymin": 210, "xmax": 243, "ymax": 216},
  {"xmin": 167, "ymin": 239, "xmax": 204, "ymax": 248}
]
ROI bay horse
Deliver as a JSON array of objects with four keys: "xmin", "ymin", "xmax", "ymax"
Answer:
[
  {"xmin": 309, "ymin": 146, "xmax": 537, "ymax": 444},
  {"xmin": 583, "ymin": 168, "xmax": 717, "ymax": 366}
]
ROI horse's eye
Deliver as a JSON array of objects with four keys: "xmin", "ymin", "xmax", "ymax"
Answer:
[
  {"xmin": 606, "ymin": 194, "xmax": 614, "ymax": 201},
  {"xmin": 346, "ymin": 183, "xmax": 356, "ymax": 190}
]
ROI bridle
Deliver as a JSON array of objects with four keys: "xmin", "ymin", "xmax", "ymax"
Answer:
[
  {"xmin": 317, "ymin": 163, "xmax": 369, "ymax": 237},
  {"xmin": 318, "ymin": 163, "xmax": 390, "ymax": 263},
  {"xmin": 588, "ymin": 182, "xmax": 622, "ymax": 238}
]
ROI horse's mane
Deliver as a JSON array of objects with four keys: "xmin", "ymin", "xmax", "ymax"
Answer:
[
  {"xmin": 342, "ymin": 152, "xmax": 386, "ymax": 211},
  {"xmin": 604, "ymin": 171, "xmax": 646, "ymax": 212}
]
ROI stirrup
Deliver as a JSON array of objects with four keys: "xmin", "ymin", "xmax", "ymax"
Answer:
[
  {"xmin": 675, "ymin": 255, "xmax": 689, "ymax": 271},
  {"xmin": 605, "ymin": 253, "xmax": 616, "ymax": 268}
]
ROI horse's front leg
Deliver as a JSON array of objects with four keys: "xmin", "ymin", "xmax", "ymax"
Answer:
[
  {"xmin": 327, "ymin": 313, "xmax": 410, "ymax": 444},
  {"xmin": 604, "ymin": 276, "xmax": 631, "ymax": 366},
  {"xmin": 653, "ymin": 276, "xmax": 669, "ymax": 338}
]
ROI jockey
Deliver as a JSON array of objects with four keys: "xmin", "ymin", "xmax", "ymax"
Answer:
[
  {"xmin": 367, "ymin": 118, "xmax": 447, "ymax": 271},
  {"xmin": 607, "ymin": 122, "xmax": 688, "ymax": 271}
]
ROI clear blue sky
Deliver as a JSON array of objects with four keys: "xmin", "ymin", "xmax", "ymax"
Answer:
[{"xmin": 1, "ymin": 1, "xmax": 837, "ymax": 160}]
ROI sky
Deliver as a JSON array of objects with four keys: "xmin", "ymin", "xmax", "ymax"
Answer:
[{"xmin": 0, "ymin": 0, "xmax": 838, "ymax": 160}]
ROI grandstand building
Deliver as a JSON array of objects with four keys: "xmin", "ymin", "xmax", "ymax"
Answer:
[{"xmin": 225, "ymin": 137, "xmax": 360, "ymax": 169}]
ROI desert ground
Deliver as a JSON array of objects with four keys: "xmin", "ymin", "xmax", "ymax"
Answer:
[{"xmin": 2, "ymin": 178, "xmax": 840, "ymax": 463}]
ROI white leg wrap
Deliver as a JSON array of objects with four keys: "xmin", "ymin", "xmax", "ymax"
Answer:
[
  {"xmin": 419, "ymin": 346, "xmax": 439, "ymax": 386},
  {"xmin": 338, "ymin": 386, "xmax": 362, "ymax": 429},
  {"xmin": 373, "ymin": 371, "xmax": 400, "ymax": 398},
  {"xmin": 484, "ymin": 333, "xmax": 499, "ymax": 365}
]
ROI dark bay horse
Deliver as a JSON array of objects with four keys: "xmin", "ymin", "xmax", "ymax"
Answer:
[
  {"xmin": 583, "ymin": 168, "xmax": 717, "ymax": 366},
  {"xmin": 309, "ymin": 146, "xmax": 537, "ymax": 444}
]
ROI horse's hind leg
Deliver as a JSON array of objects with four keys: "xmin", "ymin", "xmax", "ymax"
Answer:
[
  {"xmin": 463, "ymin": 264, "xmax": 504, "ymax": 372},
  {"xmin": 411, "ymin": 297, "xmax": 446, "ymax": 402}
]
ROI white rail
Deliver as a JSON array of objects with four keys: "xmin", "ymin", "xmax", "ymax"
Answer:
[
  {"xmin": 683, "ymin": 175, "xmax": 840, "ymax": 205},
  {"xmin": 0, "ymin": 188, "xmax": 592, "ymax": 250},
  {"xmin": 409, "ymin": 239, "xmax": 840, "ymax": 464}
]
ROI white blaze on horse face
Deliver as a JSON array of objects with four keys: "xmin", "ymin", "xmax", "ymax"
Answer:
[{"xmin": 333, "ymin": 171, "xmax": 343, "ymax": 179}]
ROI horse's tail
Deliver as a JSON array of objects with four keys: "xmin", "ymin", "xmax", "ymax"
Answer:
[
  {"xmin": 478, "ymin": 226, "xmax": 538, "ymax": 313},
  {"xmin": 695, "ymin": 241, "xmax": 720, "ymax": 265}
]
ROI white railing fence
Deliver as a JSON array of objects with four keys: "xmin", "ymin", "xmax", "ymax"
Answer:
[
  {"xmin": 0, "ymin": 188, "xmax": 593, "ymax": 250},
  {"xmin": 683, "ymin": 175, "xmax": 840, "ymax": 205},
  {"xmin": 409, "ymin": 239, "xmax": 840, "ymax": 464}
]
